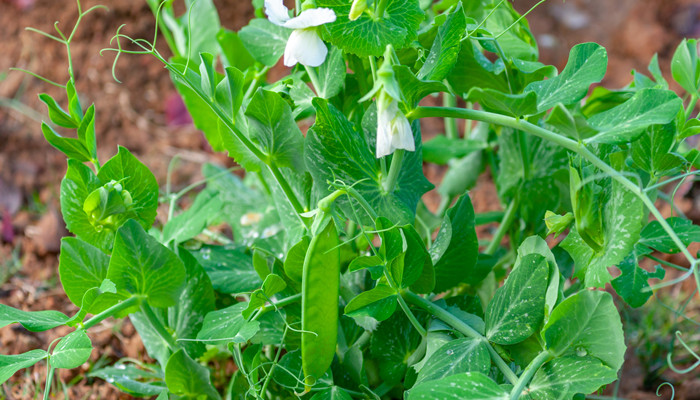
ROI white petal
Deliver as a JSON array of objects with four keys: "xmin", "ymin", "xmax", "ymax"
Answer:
[
  {"xmin": 376, "ymin": 100, "xmax": 398, "ymax": 158},
  {"xmin": 391, "ymin": 114, "xmax": 415, "ymax": 152},
  {"xmin": 376, "ymin": 122, "xmax": 393, "ymax": 158},
  {"xmin": 283, "ymin": 7, "xmax": 336, "ymax": 29},
  {"xmin": 284, "ymin": 29, "xmax": 328, "ymax": 67},
  {"xmin": 264, "ymin": 0, "xmax": 290, "ymax": 25}
]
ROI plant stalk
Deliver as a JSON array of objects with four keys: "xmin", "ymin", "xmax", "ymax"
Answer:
[
  {"xmin": 81, "ymin": 296, "xmax": 142, "ymax": 330},
  {"xmin": 408, "ymin": 106, "xmax": 697, "ymax": 268},
  {"xmin": 402, "ymin": 290, "xmax": 519, "ymax": 385},
  {"xmin": 484, "ymin": 199, "xmax": 519, "ymax": 255},
  {"xmin": 383, "ymin": 149, "xmax": 405, "ymax": 193},
  {"xmin": 43, "ymin": 366, "xmax": 55, "ymax": 400},
  {"xmin": 443, "ymin": 93, "xmax": 459, "ymax": 139},
  {"xmin": 509, "ymin": 350, "xmax": 551, "ymax": 400},
  {"xmin": 141, "ymin": 302, "xmax": 179, "ymax": 352}
]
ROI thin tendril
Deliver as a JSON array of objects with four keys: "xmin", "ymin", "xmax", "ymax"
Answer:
[{"xmin": 656, "ymin": 382, "xmax": 675, "ymax": 399}]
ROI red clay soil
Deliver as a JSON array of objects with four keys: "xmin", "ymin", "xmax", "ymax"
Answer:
[{"xmin": 0, "ymin": 0, "xmax": 699, "ymax": 398}]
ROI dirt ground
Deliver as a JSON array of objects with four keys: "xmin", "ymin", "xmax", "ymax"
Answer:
[{"xmin": 0, "ymin": 0, "xmax": 698, "ymax": 398}]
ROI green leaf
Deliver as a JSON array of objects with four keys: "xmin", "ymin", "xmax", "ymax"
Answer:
[
  {"xmin": 401, "ymin": 225, "xmax": 429, "ymax": 288},
  {"xmin": 58, "ymin": 237, "xmax": 110, "ymax": 311},
  {"xmin": 422, "ymin": 136, "xmax": 486, "ymax": 165},
  {"xmin": 189, "ymin": 245, "xmax": 262, "ymax": 294},
  {"xmin": 162, "ymin": 188, "xmax": 224, "ymax": 245},
  {"xmin": 38, "ymin": 93, "xmax": 78, "ymax": 128},
  {"xmin": 485, "ymin": 254, "xmax": 548, "ymax": 344},
  {"xmin": 169, "ymin": 251, "xmax": 216, "ymax": 359},
  {"xmin": 414, "ymin": 338, "xmax": 489, "ymax": 385},
  {"xmin": 245, "ymin": 88, "xmax": 305, "ymax": 170},
  {"xmin": 239, "ymin": 19, "xmax": 290, "ymax": 67},
  {"xmin": 98, "ymin": 148, "xmax": 157, "ymax": 232},
  {"xmin": 311, "ymin": 386, "xmax": 354, "ymax": 400},
  {"xmin": 671, "ymin": 38, "xmax": 700, "ymax": 94},
  {"xmin": 344, "ymin": 284, "xmax": 398, "ymax": 327},
  {"xmin": 370, "ymin": 310, "xmax": 423, "ymax": 385},
  {"xmin": 60, "ymin": 161, "xmax": 111, "ymax": 250},
  {"xmin": 430, "ymin": 194, "xmax": 480, "ymax": 292},
  {"xmin": 545, "ymin": 104, "xmax": 598, "ymax": 141},
  {"xmin": 466, "ymin": 88, "xmax": 538, "ymax": 117},
  {"xmin": 611, "ymin": 254, "xmax": 665, "ymax": 308},
  {"xmin": 561, "ymin": 155, "xmax": 645, "ymax": 288},
  {"xmin": 418, "ymin": 2, "xmax": 465, "ymax": 81},
  {"xmin": 313, "ymin": 46, "xmax": 346, "ymax": 99},
  {"xmin": 496, "ymin": 129, "xmax": 568, "ymax": 226},
  {"xmin": 631, "ymin": 123, "xmax": 686, "ymax": 176},
  {"xmin": 284, "ymin": 236, "xmax": 310, "ymax": 283},
  {"xmin": 317, "ymin": 0, "xmax": 424, "ymax": 57},
  {"xmin": 170, "ymin": 0, "xmax": 221, "ymax": 61},
  {"xmin": 636, "ymin": 217, "xmax": 700, "ymax": 254},
  {"xmin": 407, "ymin": 372, "xmax": 508, "ymax": 400},
  {"xmin": 107, "ymin": 220, "xmax": 186, "ymax": 307},
  {"xmin": 89, "ymin": 361, "xmax": 166, "ymax": 397},
  {"xmin": 543, "ymin": 290, "xmax": 625, "ymax": 370},
  {"xmin": 0, "ymin": 350, "xmax": 48, "ymax": 384},
  {"xmin": 197, "ymin": 303, "xmax": 260, "ymax": 345},
  {"xmin": 447, "ymin": 41, "xmax": 509, "ymax": 96},
  {"xmin": 199, "ymin": 53, "xmax": 217, "ymax": 98},
  {"xmin": 65, "ymin": 280, "xmax": 118, "ymax": 327},
  {"xmin": 529, "ymin": 356, "xmax": 618, "ymax": 400},
  {"xmin": 165, "ymin": 349, "xmax": 221, "ymax": 400},
  {"xmin": 50, "ymin": 330, "xmax": 92, "ymax": 369},
  {"xmin": 394, "ymin": 65, "xmax": 448, "ymax": 109},
  {"xmin": 306, "ymin": 99, "xmax": 432, "ymax": 225},
  {"xmin": 525, "ymin": 43, "xmax": 607, "ymax": 112},
  {"xmin": 586, "ymin": 88, "xmax": 683, "ymax": 144},
  {"xmin": 41, "ymin": 122, "xmax": 92, "ymax": 162},
  {"xmin": 217, "ymin": 28, "xmax": 256, "ymax": 71},
  {"xmin": 0, "ymin": 304, "xmax": 68, "ymax": 332},
  {"xmin": 515, "ymin": 236, "xmax": 561, "ymax": 321},
  {"xmin": 680, "ymin": 118, "xmax": 700, "ymax": 140},
  {"xmin": 77, "ymin": 105, "xmax": 97, "ymax": 160}
]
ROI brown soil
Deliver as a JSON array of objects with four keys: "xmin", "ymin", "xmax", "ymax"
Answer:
[{"xmin": 0, "ymin": 0, "xmax": 698, "ymax": 398}]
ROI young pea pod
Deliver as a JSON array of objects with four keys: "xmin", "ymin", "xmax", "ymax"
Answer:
[{"xmin": 301, "ymin": 219, "xmax": 340, "ymax": 389}]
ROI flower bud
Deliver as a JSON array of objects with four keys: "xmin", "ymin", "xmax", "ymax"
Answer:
[{"xmin": 349, "ymin": 0, "xmax": 367, "ymax": 20}]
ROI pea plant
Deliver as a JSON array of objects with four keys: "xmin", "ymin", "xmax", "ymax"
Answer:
[{"xmin": 3, "ymin": 0, "xmax": 700, "ymax": 398}]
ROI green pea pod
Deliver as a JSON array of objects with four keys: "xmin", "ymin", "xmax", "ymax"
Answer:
[{"xmin": 301, "ymin": 219, "xmax": 340, "ymax": 389}]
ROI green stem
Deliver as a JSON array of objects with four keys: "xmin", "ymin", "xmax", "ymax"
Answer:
[
  {"xmin": 408, "ymin": 106, "xmax": 697, "ymax": 267},
  {"xmin": 81, "ymin": 296, "xmax": 142, "ymax": 330},
  {"xmin": 383, "ymin": 149, "xmax": 405, "ymax": 193},
  {"xmin": 252, "ymin": 293, "xmax": 302, "ymax": 320},
  {"xmin": 43, "ymin": 366, "xmax": 55, "ymax": 400},
  {"xmin": 384, "ymin": 271, "xmax": 426, "ymax": 337},
  {"xmin": 510, "ymin": 351, "xmax": 550, "ymax": 400},
  {"xmin": 646, "ymin": 254, "xmax": 689, "ymax": 271},
  {"xmin": 443, "ymin": 93, "xmax": 459, "ymax": 139},
  {"xmin": 305, "ymin": 65, "xmax": 323, "ymax": 96},
  {"xmin": 244, "ymin": 66, "xmax": 271, "ymax": 101},
  {"xmin": 141, "ymin": 302, "xmax": 179, "ymax": 352},
  {"xmin": 484, "ymin": 199, "xmax": 518, "ymax": 255},
  {"xmin": 268, "ymin": 164, "xmax": 309, "ymax": 225},
  {"xmin": 518, "ymin": 131, "xmax": 531, "ymax": 180},
  {"xmin": 686, "ymin": 93, "xmax": 698, "ymax": 120},
  {"xmin": 375, "ymin": 0, "xmax": 390, "ymax": 19},
  {"xmin": 402, "ymin": 290, "xmax": 518, "ymax": 385}
]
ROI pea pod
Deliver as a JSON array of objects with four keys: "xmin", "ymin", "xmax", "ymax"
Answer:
[{"xmin": 301, "ymin": 219, "xmax": 340, "ymax": 388}]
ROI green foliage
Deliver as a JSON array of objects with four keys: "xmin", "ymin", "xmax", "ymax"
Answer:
[{"xmin": 6, "ymin": 0, "xmax": 700, "ymax": 398}]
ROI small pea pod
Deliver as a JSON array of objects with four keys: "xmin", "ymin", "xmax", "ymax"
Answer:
[{"xmin": 301, "ymin": 219, "xmax": 340, "ymax": 389}]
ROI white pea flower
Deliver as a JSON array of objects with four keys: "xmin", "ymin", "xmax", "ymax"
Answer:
[
  {"xmin": 376, "ymin": 92, "xmax": 415, "ymax": 158},
  {"xmin": 264, "ymin": 0, "xmax": 336, "ymax": 67}
]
